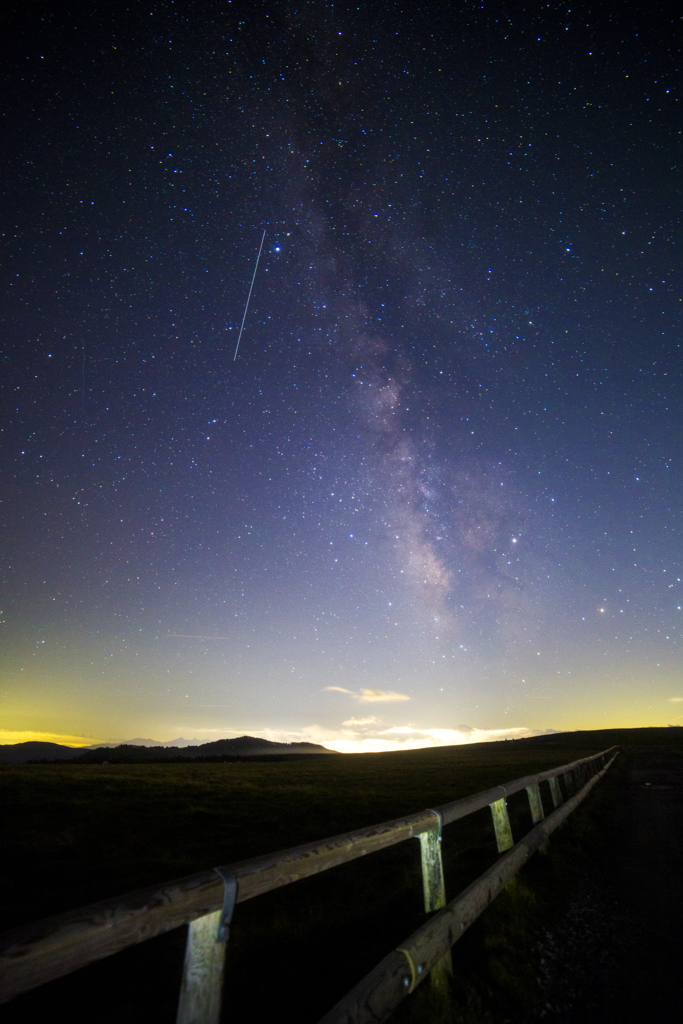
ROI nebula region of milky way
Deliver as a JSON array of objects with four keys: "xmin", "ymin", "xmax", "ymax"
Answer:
[{"xmin": 0, "ymin": 1, "xmax": 681, "ymax": 752}]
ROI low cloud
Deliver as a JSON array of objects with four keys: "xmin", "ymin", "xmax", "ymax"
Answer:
[
  {"xmin": 249, "ymin": 721, "xmax": 554, "ymax": 754},
  {"xmin": 359, "ymin": 689, "xmax": 410, "ymax": 702},
  {"xmin": 325, "ymin": 685, "xmax": 410, "ymax": 703},
  {"xmin": 668, "ymin": 697, "xmax": 683, "ymax": 703}
]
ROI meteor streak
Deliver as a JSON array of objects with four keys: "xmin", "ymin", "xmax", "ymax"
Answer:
[
  {"xmin": 161, "ymin": 634, "xmax": 232, "ymax": 640},
  {"xmin": 233, "ymin": 228, "xmax": 266, "ymax": 361}
]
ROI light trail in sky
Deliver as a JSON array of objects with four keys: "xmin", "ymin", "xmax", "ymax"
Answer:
[
  {"xmin": 233, "ymin": 228, "xmax": 266, "ymax": 361},
  {"xmin": 160, "ymin": 634, "xmax": 233, "ymax": 640}
]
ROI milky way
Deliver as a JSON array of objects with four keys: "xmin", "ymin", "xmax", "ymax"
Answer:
[{"xmin": 1, "ymin": 1, "xmax": 681, "ymax": 751}]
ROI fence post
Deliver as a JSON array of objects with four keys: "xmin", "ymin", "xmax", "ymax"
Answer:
[
  {"xmin": 176, "ymin": 911, "xmax": 226, "ymax": 1024},
  {"xmin": 525, "ymin": 780, "xmax": 549, "ymax": 854},
  {"xmin": 549, "ymin": 775, "xmax": 563, "ymax": 807},
  {"xmin": 419, "ymin": 826, "xmax": 447, "ymax": 912},
  {"xmin": 419, "ymin": 817, "xmax": 452, "ymax": 992},
  {"xmin": 525, "ymin": 782, "xmax": 544, "ymax": 824},
  {"xmin": 563, "ymin": 770, "xmax": 577, "ymax": 797},
  {"xmin": 489, "ymin": 795, "xmax": 514, "ymax": 853}
]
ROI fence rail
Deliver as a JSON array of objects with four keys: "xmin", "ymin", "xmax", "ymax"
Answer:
[
  {"xmin": 0, "ymin": 745, "xmax": 619, "ymax": 1023},
  {"xmin": 320, "ymin": 751, "xmax": 618, "ymax": 1024}
]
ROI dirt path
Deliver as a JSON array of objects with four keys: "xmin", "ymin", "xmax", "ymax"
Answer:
[{"xmin": 538, "ymin": 745, "xmax": 683, "ymax": 1024}]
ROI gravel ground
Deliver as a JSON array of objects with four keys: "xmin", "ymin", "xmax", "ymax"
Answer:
[
  {"xmin": 532, "ymin": 875, "xmax": 635, "ymax": 1021},
  {"xmin": 530, "ymin": 746, "xmax": 683, "ymax": 1024}
]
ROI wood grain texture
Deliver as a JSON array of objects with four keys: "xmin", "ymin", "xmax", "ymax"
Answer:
[
  {"xmin": 0, "ymin": 810, "xmax": 437, "ymax": 1002},
  {"xmin": 175, "ymin": 911, "xmax": 226, "ymax": 1024},
  {"xmin": 317, "ymin": 753, "xmax": 619, "ymax": 1024},
  {"xmin": 418, "ymin": 828, "xmax": 452, "ymax": 989},
  {"xmin": 489, "ymin": 797, "xmax": 515, "ymax": 853},
  {"xmin": 418, "ymin": 828, "xmax": 446, "ymax": 913},
  {"xmin": 0, "ymin": 869, "xmax": 223, "ymax": 1003},
  {"xmin": 549, "ymin": 775, "xmax": 564, "ymax": 807},
  {"xmin": 526, "ymin": 782, "xmax": 545, "ymax": 824},
  {"xmin": 0, "ymin": 748, "xmax": 617, "ymax": 1004}
]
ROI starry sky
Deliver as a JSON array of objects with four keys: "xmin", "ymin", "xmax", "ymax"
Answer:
[{"xmin": 1, "ymin": 0, "xmax": 681, "ymax": 752}]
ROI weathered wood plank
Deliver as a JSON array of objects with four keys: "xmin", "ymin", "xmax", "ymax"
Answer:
[
  {"xmin": 0, "ymin": 869, "xmax": 224, "ymax": 1004},
  {"xmin": 0, "ymin": 809, "xmax": 444, "ymax": 1003},
  {"xmin": 436, "ymin": 747, "xmax": 616, "ymax": 827},
  {"xmin": 548, "ymin": 776, "xmax": 564, "ymax": 808},
  {"xmin": 418, "ymin": 824, "xmax": 452, "ymax": 988},
  {"xmin": 489, "ymin": 796, "xmax": 514, "ymax": 853},
  {"xmin": 175, "ymin": 911, "xmax": 226, "ymax": 1024},
  {"xmin": 418, "ymin": 824, "xmax": 446, "ymax": 913},
  {"xmin": 0, "ymin": 747, "xmax": 618, "ymax": 1004},
  {"xmin": 526, "ymin": 782, "xmax": 544, "ymax": 824},
  {"xmin": 317, "ymin": 753, "xmax": 619, "ymax": 1024}
]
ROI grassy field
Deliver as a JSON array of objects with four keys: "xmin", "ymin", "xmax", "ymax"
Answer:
[
  {"xmin": 1, "ymin": 727, "xmax": 681, "ymax": 1023},
  {"xmin": 0, "ymin": 735, "xmax": 613, "ymax": 924}
]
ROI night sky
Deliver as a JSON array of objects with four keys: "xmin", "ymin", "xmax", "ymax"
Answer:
[{"xmin": 1, "ymin": 1, "xmax": 681, "ymax": 752}]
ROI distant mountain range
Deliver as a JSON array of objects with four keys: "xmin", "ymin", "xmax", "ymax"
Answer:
[
  {"xmin": 0, "ymin": 736, "xmax": 334, "ymax": 764},
  {"xmin": 96, "ymin": 737, "xmax": 203, "ymax": 748}
]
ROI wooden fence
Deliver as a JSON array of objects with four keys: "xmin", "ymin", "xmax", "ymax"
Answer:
[{"xmin": 0, "ymin": 746, "xmax": 618, "ymax": 1023}]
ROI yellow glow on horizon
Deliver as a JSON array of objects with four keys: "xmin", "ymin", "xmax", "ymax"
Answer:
[{"xmin": 0, "ymin": 730, "xmax": 105, "ymax": 748}]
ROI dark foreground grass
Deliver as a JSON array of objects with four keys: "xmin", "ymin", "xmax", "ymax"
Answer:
[
  {"xmin": 0, "ymin": 737, "xmax": 611, "ymax": 928},
  {"xmin": 1, "ymin": 728, "xmax": 681, "ymax": 1023}
]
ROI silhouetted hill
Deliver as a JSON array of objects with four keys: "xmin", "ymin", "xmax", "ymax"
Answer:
[
  {"xmin": 507, "ymin": 726, "xmax": 683, "ymax": 749},
  {"xmin": 0, "ymin": 741, "xmax": 81, "ymax": 764},
  {"xmin": 72, "ymin": 736, "xmax": 333, "ymax": 762},
  {"xmin": 191, "ymin": 736, "xmax": 331, "ymax": 756},
  {"xmin": 0, "ymin": 735, "xmax": 332, "ymax": 764},
  {"xmin": 4, "ymin": 727, "xmax": 683, "ymax": 766}
]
